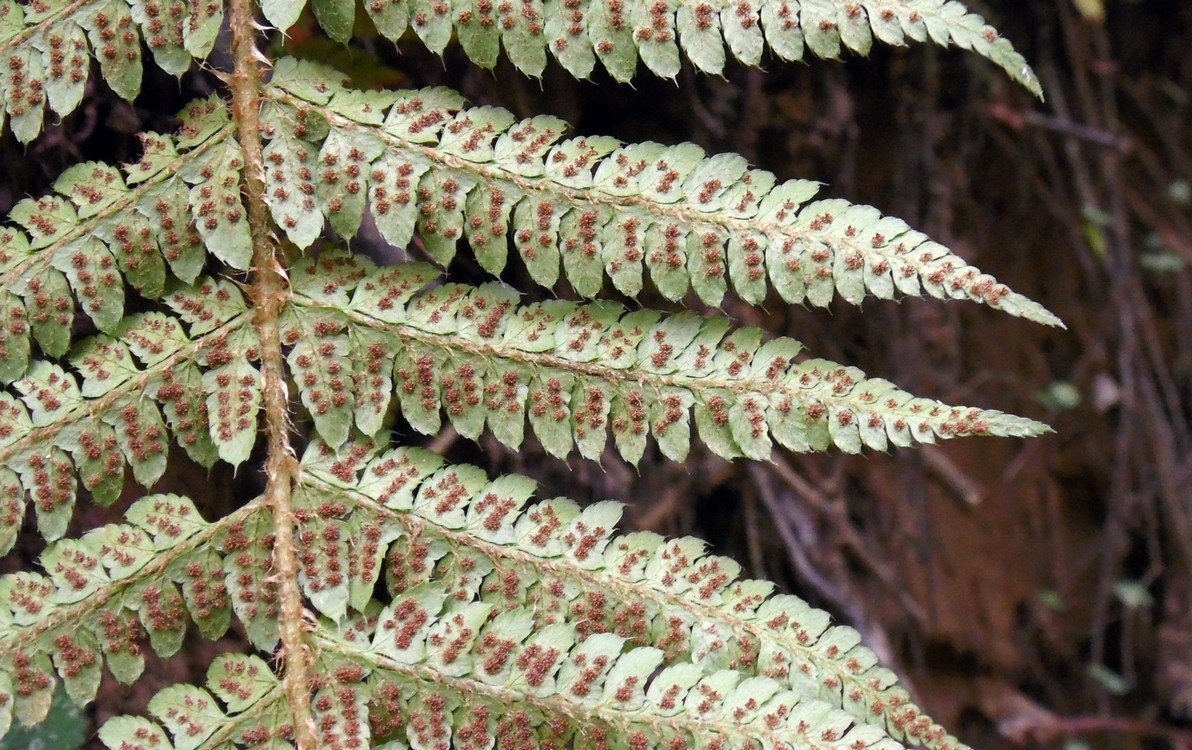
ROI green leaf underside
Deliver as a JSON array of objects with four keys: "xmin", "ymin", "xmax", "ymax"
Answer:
[
  {"xmin": 34, "ymin": 446, "xmax": 971, "ymax": 750},
  {"xmin": 0, "ymin": 290, "xmax": 254, "ymax": 542},
  {"xmin": 266, "ymin": 0, "xmax": 1041, "ymax": 96},
  {"xmin": 0, "ymin": 3, "xmax": 1052, "ymax": 748},
  {"xmin": 287, "ymin": 438, "xmax": 967, "ymax": 750},
  {"xmin": 265, "ymin": 70, "xmax": 1060, "ymax": 328},
  {"xmin": 0, "ymin": 98, "xmax": 241, "ymax": 388},
  {"xmin": 0, "ymin": 0, "xmax": 223, "ymax": 143},
  {"xmin": 290, "ymin": 251, "xmax": 1048, "ymax": 459},
  {"xmin": 0, "ymin": 497, "xmax": 262, "ymax": 727}
]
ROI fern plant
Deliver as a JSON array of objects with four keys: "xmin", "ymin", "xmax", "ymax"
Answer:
[{"xmin": 0, "ymin": 0, "xmax": 1059, "ymax": 748}]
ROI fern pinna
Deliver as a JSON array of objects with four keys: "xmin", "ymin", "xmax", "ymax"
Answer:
[{"xmin": 0, "ymin": 0, "xmax": 1057, "ymax": 748}]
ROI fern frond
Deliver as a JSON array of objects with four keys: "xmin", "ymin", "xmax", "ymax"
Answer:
[
  {"xmin": 287, "ymin": 252, "xmax": 1047, "ymax": 461},
  {"xmin": 294, "ymin": 438, "xmax": 967, "ymax": 750},
  {"xmin": 0, "ymin": 99, "xmax": 247, "ymax": 383},
  {"xmin": 0, "ymin": 0, "xmax": 222, "ymax": 142},
  {"xmin": 96, "ymin": 654, "xmax": 286, "ymax": 749},
  {"xmin": 265, "ymin": 0, "xmax": 1039, "ymax": 95},
  {"xmin": 263, "ymin": 69, "xmax": 1060, "ymax": 326},
  {"xmin": 316, "ymin": 632, "xmax": 903, "ymax": 750},
  {"xmin": 0, "ymin": 1, "xmax": 1055, "ymax": 744},
  {"xmin": 0, "ymin": 286, "xmax": 255, "ymax": 543},
  {"xmin": 0, "ymin": 495, "xmax": 261, "ymax": 729}
]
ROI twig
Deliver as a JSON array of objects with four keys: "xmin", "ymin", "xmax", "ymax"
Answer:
[
  {"xmin": 921, "ymin": 447, "xmax": 984, "ymax": 507},
  {"xmin": 426, "ymin": 424, "xmax": 459, "ymax": 455},
  {"xmin": 988, "ymin": 103, "xmax": 1133, "ymax": 151},
  {"xmin": 741, "ymin": 493, "xmax": 767, "ymax": 578},
  {"xmin": 748, "ymin": 464, "xmax": 845, "ymax": 610},
  {"xmin": 1007, "ymin": 714, "xmax": 1192, "ymax": 750},
  {"xmin": 632, "ymin": 484, "xmax": 683, "ymax": 532},
  {"xmin": 765, "ymin": 455, "xmax": 928, "ymax": 626}
]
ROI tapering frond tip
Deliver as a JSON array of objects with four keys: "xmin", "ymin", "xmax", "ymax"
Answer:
[
  {"xmin": 981, "ymin": 33, "xmax": 1044, "ymax": 99},
  {"xmin": 985, "ymin": 412, "xmax": 1053, "ymax": 439},
  {"xmin": 284, "ymin": 257, "xmax": 1053, "ymax": 461},
  {"xmin": 263, "ymin": 76, "xmax": 1056, "ymax": 320},
  {"xmin": 1012, "ymin": 59, "xmax": 1044, "ymax": 100},
  {"xmin": 998, "ymin": 292, "xmax": 1064, "ymax": 328},
  {"xmin": 274, "ymin": 0, "xmax": 1044, "ymax": 97}
]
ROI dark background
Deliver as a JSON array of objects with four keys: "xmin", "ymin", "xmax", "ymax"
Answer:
[{"xmin": 3, "ymin": 0, "xmax": 1191, "ymax": 748}]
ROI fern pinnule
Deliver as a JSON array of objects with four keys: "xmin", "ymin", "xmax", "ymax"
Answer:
[
  {"xmin": 0, "ymin": 494, "xmax": 262, "ymax": 730},
  {"xmin": 0, "ymin": 0, "xmax": 222, "ymax": 142},
  {"xmin": 0, "ymin": 0, "xmax": 1055, "ymax": 744},
  {"xmin": 0, "ymin": 280, "xmax": 255, "ymax": 544},
  {"xmin": 96, "ymin": 653, "xmax": 285, "ymax": 749},
  {"xmin": 288, "ymin": 250, "xmax": 1047, "ymax": 462},
  {"xmin": 0, "ymin": 98, "xmax": 242, "ymax": 386}
]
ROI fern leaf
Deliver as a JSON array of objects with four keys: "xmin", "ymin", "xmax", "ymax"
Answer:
[
  {"xmin": 97, "ymin": 654, "xmax": 284, "ymax": 750},
  {"xmin": 0, "ymin": 0, "xmax": 223, "ymax": 141},
  {"xmin": 289, "ymin": 252, "xmax": 1047, "ymax": 459},
  {"xmin": 0, "ymin": 469, "xmax": 21, "ymax": 557},
  {"xmin": 267, "ymin": 0, "xmax": 1039, "ymax": 95},
  {"xmin": 0, "ymin": 101, "xmax": 240, "ymax": 382},
  {"xmin": 202, "ymin": 352, "xmax": 263, "ymax": 465},
  {"xmin": 0, "ymin": 292, "xmax": 31, "ymax": 384},
  {"xmin": 0, "ymin": 496, "xmax": 259, "ymax": 724},
  {"xmin": 297, "ymin": 441, "xmax": 969, "ymax": 750},
  {"xmin": 222, "ymin": 509, "xmax": 284, "ymax": 651},
  {"xmin": 0, "ymin": 293, "xmax": 254, "ymax": 542},
  {"xmin": 0, "ymin": 0, "xmax": 1058, "ymax": 744},
  {"xmin": 265, "ymin": 71, "xmax": 1060, "ymax": 326}
]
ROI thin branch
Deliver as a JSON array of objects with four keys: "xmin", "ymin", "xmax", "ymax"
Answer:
[
  {"xmin": 987, "ymin": 103, "xmax": 1133, "ymax": 152},
  {"xmin": 1005, "ymin": 714, "xmax": 1192, "ymax": 750},
  {"xmin": 921, "ymin": 447, "xmax": 984, "ymax": 507},
  {"xmin": 765, "ymin": 455, "xmax": 927, "ymax": 626}
]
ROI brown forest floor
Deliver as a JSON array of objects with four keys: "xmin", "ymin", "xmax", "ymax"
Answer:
[{"xmin": 2, "ymin": 1, "xmax": 1191, "ymax": 749}]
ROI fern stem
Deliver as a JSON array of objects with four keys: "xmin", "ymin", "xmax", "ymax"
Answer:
[{"xmin": 225, "ymin": 3, "xmax": 317, "ymax": 748}]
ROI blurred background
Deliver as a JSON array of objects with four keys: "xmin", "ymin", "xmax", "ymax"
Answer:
[{"xmin": 1, "ymin": 0, "xmax": 1189, "ymax": 748}]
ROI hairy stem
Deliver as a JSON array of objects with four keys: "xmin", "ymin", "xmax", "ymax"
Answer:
[{"xmin": 225, "ymin": 3, "xmax": 317, "ymax": 747}]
